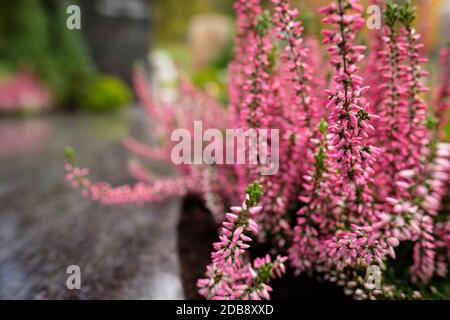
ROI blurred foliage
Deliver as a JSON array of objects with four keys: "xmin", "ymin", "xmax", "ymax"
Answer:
[
  {"xmin": 191, "ymin": 38, "xmax": 233, "ymax": 104},
  {"xmin": 0, "ymin": 0, "xmax": 95, "ymax": 108},
  {"xmin": 151, "ymin": 0, "xmax": 447, "ymax": 108},
  {"xmin": 152, "ymin": 0, "xmax": 233, "ymax": 45},
  {"xmin": 152, "ymin": 1, "xmax": 233, "ymax": 104},
  {"xmin": 80, "ymin": 75, "xmax": 132, "ymax": 112},
  {"xmin": 192, "ymin": 67, "xmax": 227, "ymax": 104},
  {"xmin": 151, "ymin": 0, "xmax": 321, "ymax": 105},
  {"xmin": 444, "ymin": 121, "xmax": 450, "ymax": 140}
]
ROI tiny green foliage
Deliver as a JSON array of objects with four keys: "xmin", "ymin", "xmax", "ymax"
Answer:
[
  {"xmin": 425, "ymin": 116, "xmax": 438, "ymax": 131},
  {"xmin": 245, "ymin": 181, "xmax": 263, "ymax": 208},
  {"xmin": 385, "ymin": 1, "xmax": 399, "ymax": 29},
  {"xmin": 256, "ymin": 10, "xmax": 272, "ymax": 37},
  {"xmin": 81, "ymin": 75, "xmax": 132, "ymax": 112},
  {"xmin": 398, "ymin": 1, "xmax": 415, "ymax": 28},
  {"xmin": 254, "ymin": 262, "xmax": 273, "ymax": 284},
  {"xmin": 318, "ymin": 118, "xmax": 329, "ymax": 135},
  {"xmin": 64, "ymin": 146, "xmax": 75, "ymax": 165}
]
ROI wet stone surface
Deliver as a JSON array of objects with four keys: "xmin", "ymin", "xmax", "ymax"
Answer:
[{"xmin": 0, "ymin": 109, "xmax": 184, "ymax": 299}]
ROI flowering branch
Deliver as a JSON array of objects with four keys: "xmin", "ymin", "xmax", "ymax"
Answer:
[{"xmin": 198, "ymin": 182, "xmax": 287, "ymax": 300}]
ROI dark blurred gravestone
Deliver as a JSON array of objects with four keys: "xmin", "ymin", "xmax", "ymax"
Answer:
[{"xmin": 80, "ymin": 0, "xmax": 151, "ymax": 84}]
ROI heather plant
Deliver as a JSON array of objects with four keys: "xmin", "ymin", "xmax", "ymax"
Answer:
[
  {"xmin": 0, "ymin": 70, "xmax": 52, "ymax": 114},
  {"xmin": 66, "ymin": 0, "xmax": 450, "ymax": 299}
]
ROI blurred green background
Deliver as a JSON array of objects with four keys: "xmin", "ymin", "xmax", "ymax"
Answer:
[
  {"xmin": 0, "ymin": 0, "xmax": 449, "ymax": 126},
  {"xmin": 0, "ymin": 0, "xmax": 131, "ymax": 114}
]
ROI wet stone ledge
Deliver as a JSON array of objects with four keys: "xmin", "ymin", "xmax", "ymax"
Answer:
[{"xmin": 0, "ymin": 109, "xmax": 184, "ymax": 299}]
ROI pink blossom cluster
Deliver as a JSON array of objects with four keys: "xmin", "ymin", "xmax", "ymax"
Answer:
[
  {"xmin": 198, "ymin": 254, "xmax": 286, "ymax": 300},
  {"xmin": 211, "ymin": 204, "xmax": 260, "ymax": 270},
  {"xmin": 434, "ymin": 46, "xmax": 450, "ymax": 133},
  {"xmin": 197, "ymin": 189, "xmax": 287, "ymax": 300},
  {"xmin": 65, "ymin": 161, "xmax": 196, "ymax": 205},
  {"xmin": 65, "ymin": 67, "xmax": 230, "ymax": 213},
  {"xmin": 325, "ymin": 224, "xmax": 398, "ymax": 269},
  {"xmin": 0, "ymin": 70, "xmax": 52, "ymax": 113},
  {"xmin": 66, "ymin": 0, "xmax": 450, "ymax": 299}
]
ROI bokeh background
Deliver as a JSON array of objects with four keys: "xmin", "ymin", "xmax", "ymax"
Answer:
[{"xmin": 0, "ymin": 0, "xmax": 449, "ymax": 299}]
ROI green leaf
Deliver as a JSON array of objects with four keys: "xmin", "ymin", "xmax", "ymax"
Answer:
[
  {"xmin": 64, "ymin": 146, "xmax": 75, "ymax": 165},
  {"xmin": 246, "ymin": 181, "xmax": 263, "ymax": 207}
]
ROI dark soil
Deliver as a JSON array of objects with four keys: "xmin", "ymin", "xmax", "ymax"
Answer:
[
  {"xmin": 177, "ymin": 196, "xmax": 350, "ymax": 300},
  {"xmin": 267, "ymin": 272, "xmax": 350, "ymax": 300},
  {"xmin": 177, "ymin": 196, "xmax": 219, "ymax": 299}
]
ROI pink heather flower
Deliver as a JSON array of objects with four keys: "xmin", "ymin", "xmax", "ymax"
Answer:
[
  {"xmin": 0, "ymin": 70, "xmax": 52, "ymax": 113},
  {"xmin": 272, "ymin": 0, "xmax": 317, "ymax": 126},
  {"xmin": 228, "ymin": 0, "xmax": 262, "ymax": 122},
  {"xmin": 395, "ymin": 26, "xmax": 430, "ymax": 173},
  {"xmin": 65, "ymin": 0, "xmax": 450, "ymax": 300},
  {"xmin": 210, "ymin": 197, "xmax": 259, "ymax": 271},
  {"xmin": 198, "ymin": 189, "xmax": 286, "ymax": 300},
  {"xmin": 237, "ymin": 0, "xmax": 272, "ymax": 129},
  {"xmin": 410, "ymin": 215, "xmax": 436, "ymax": 283},
  {"xmin": 249, "ymin": 0, "xmax": 323, "ymax": 250},
  {"xmin": 434, "ymin": 46, "xmax": 450, "ymax": 132},
  {"xmin": 324, "ymin": 224, "xmax": 398, "ymax": 269},
  {"xmin": 208, "ymin": 254, "xmax": 287, "ymax": 300},
  {"xmin": 370, "ymin": 13, "xmax": 410, "ymax": 201},
  {"xmin": 319, "ymin": 0, "xmax": 383, "ymax": 234},
  {"xmin": 65, "ymin": 158, "xmax": 196, "ymax": 205},
  {"xmin": 290, "ymin": 122, "xmax": 336, "ymax": 272},
  {"xmin": 321, "ymin": 0, "xmax": 378, "ymax": 186}
]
